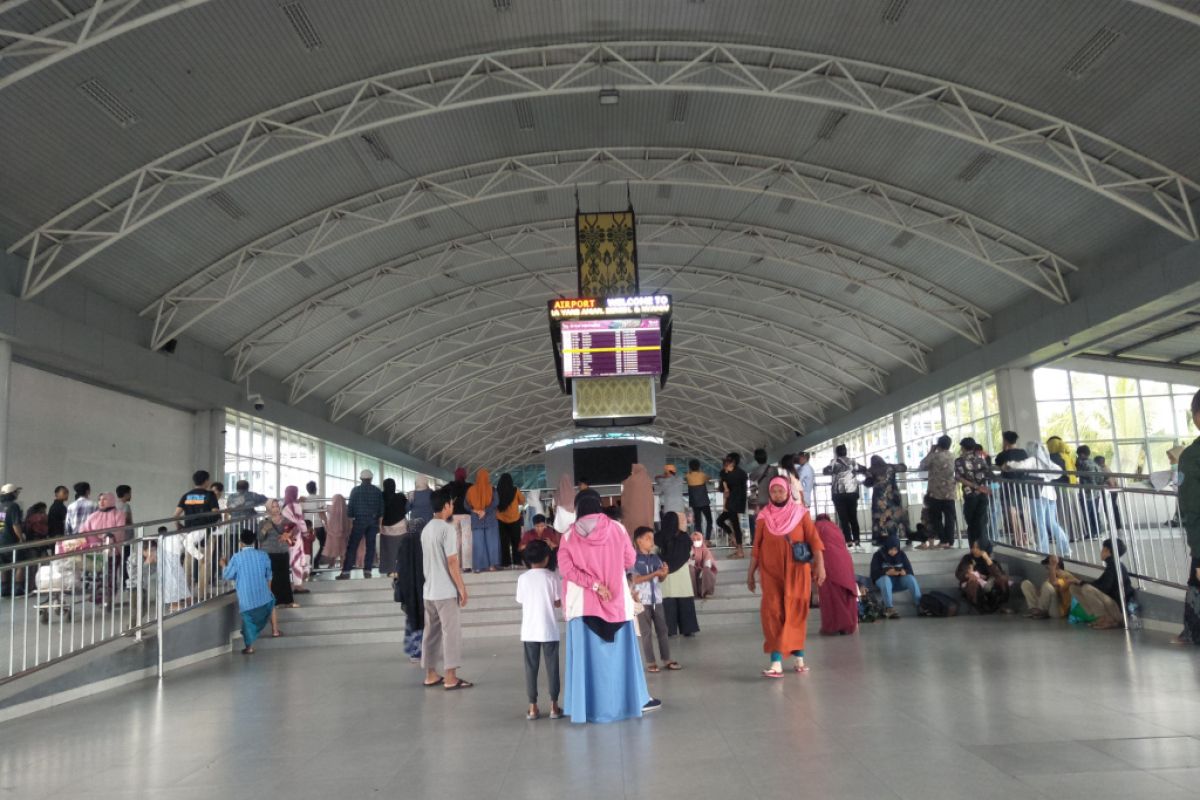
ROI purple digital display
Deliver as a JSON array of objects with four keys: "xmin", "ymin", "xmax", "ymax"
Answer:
[{"xmin": 562, "ymin": 318, "xmax": 662, "ymax": 379}]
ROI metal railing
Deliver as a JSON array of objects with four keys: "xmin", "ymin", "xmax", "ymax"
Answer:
[{"xmin": 1, "ymin": 513, "xmax": 262, "ymax": 683}]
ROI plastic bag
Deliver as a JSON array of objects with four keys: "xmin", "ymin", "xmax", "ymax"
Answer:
[{"xmin": 1067, "ymin": 597, "xmax": 1096, "ymax": 625}]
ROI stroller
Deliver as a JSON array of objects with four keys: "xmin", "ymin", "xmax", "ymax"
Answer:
[{"xmin": 34, "ymin": 556, "xmax": 80, "ymax": 624}]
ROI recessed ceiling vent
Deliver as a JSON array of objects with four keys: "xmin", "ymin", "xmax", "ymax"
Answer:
[
  {"xmin": 956, "ymin": 153, "xmax": 995, "ymax": 182},
  {"xmin": 414, "ymin": 216, "xmax": 430, "ymax": 230},
  {"xmin": 77, "ymin": 79, "xmax": 139, "ymax": 127},
  {"xmin": 493, "ymin": 0, "xmax": 512, "ymax": 10},
  {"xmin": 292, "ymin": 261, "xmax": 315, "ymax": 279},
  {"xmin": 533, "ymin": 190, "xmax": 548, "ymax": 205},
  {"xmin": 360, "ymin": 133, "xmax": 392, "ymax": 161},
  {"xmin": 776, "ymin": 197, "xmax": 795, "ymax": 215},
  {"xmin": 816, "ymin": 109, "xmax": 847, "ymax": 140},
  {"xmin": 207, "ymin": 191, "xmax": 246, "ymax": 220},
  {"xmin": 890, "ymin": 230, "xmax": 915, "ymax": 248},
  {"xmin": 281, "ymin": 2, "xmax": 323, "ymax": 51},
  {"xmin": 513, "ymin": 99, "xmax": 535, "ymax": 130},
  {"xmin": 1063, "ymin": 27, "xmax": 1121, "ymax": 78},
  {"xmin": 347, "ymin": 308, "xmax": 363, "ymax": 320},
  {"xmin": 882, "ymin": 0, "xmax": 908, "ymax": 24},
  {"xmin": 670, "ymin": 92, "xmax": 688, "ymax": 123}
]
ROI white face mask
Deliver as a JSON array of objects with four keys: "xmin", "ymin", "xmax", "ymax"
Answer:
[{"xmin": 693, "ymin": 540, "xmax": 703, "ymax": 548}]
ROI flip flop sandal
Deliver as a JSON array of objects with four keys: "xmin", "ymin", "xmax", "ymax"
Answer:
[
  {"xmin": 665, "ymin": 662, "xmax": 682, "ymax": 671},
  {"xmin": 444, "ymin": 679, "xmax": 474, "ymax": 691},
  {"xmin": 423, "ymin": 677, "xmax": 444, "ymax": 687},
  {"xmin": 526, "ymin": 710, "xmax": 540, "ymax": 720},
  {"xmin": 761, "ymin": 669, "xmax": 784, "ymax": 679},
  {"xmin": 272, "ymin": 631, "xmax": 283, "ymax": 637},
  {"xmin": 647, "ymin": 664, "xmax": 660, "ymax": 673},
  {"xmin": 793, "ymin": 664, "xmax": 810, "ymax": 673}
]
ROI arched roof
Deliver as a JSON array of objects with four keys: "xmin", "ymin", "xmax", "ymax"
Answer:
[{"xmin": 2, "ymin": 0, "xmax": 1197, "ymax": 468}]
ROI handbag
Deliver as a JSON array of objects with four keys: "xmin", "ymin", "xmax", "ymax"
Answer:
[{"xmin": 788, "ymin": 530, "xmax": 813, "ymax": 563}]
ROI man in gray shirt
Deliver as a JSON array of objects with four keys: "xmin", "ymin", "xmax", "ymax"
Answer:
[
  {"xmin": 655, "ymin": 464, "xmax": 687, "ymax": 522},
  {"xmin": 422, "ymin": 487, "xmax": 470, "ymax": 690}
]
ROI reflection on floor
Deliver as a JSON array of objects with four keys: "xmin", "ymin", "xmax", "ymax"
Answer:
[{"xmin": 1, "ymin": 617, "xmax": 1198, "ymax": 800}]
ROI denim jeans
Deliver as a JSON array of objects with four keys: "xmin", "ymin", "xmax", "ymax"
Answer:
[
  {"xmin": 1031, "ymin": 497, "xmax": 1071, "ymax": 556},
  {"xmin": 875, "ymin": 574, "xmax": 922, "ymax": 609},
  {"xmin": 343, "ymin": 521, "xmax": 377, "ymax": 573}
]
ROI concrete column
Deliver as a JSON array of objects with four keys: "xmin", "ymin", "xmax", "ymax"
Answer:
[
  {"xmin": 994, "ymin": 367, "xmax": 1040, "ymax": 443},
  {"xmin": 0, "ymin": 339, "xmax": 9, "ymax": 482},
  {"xmin": 192, "ymin": 409, "xmax": 225, "ymax": 483},
  {"xmin": 892, "ymin": 413, "xmax": 906, "ymax": 463}
]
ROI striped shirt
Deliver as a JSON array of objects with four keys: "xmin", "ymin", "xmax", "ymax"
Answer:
[
  {"xmin": 66, "ymin": 497, "xmax": 97, "ymax": 536},
  {"xmin": 222, "ymin": 547, "xmax": 274, "ymax": 612}
]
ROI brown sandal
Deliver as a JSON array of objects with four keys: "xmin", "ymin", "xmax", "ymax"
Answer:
[
  {"xmin": 665, "ymin": 661, "xmax": 682, "ymax": 671},
  {"xmin": 647, "ymin": 664, "xmax": 660, "ymax": 673}
]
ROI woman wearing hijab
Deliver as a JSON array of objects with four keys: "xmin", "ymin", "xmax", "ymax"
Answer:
[
  {"xmin": 466, "ymin": 469, "xmax": 500, "ymax": 572},
  {"xmin": 409, "ymin": 476, "xmax": 434, "ymax": 523},
  {"xmin": 281, "ymin": 486, "xmax": 310, "ymax": 592},
  {"xmin": 621, "ymin": 464, "xmax": 655, "ymax": 538},
  {"xmin": 259, "ymin": 499, "xmax": 296, "ymax": 612},
  {"xmin": 553, "ymin": 473, "xmax": 576, "ymax": 534},
  {"xmin": 689, "ymin": 530, "xmax": 718, "ymax": 599},
  {"xmin": 813, "ymin": 513, "xmax": 858, "ymax": 635},
  {"xmin": 379, "ymin": 478, "xmax": 409, "ymax": 577},
  {"xmin": 495, "ymin": 473, "xmax": 525, "ymax": 569},
  {"xmin": 395, "ymin": 514, "xmax": 427, "ymax": 662},
  {"xmin": 321, "ymin": 494, "xmax": 349, "ymax": 572},
  {"xmin": 955, "ymin": 539, "xmax": 1012, "ymax": 614},
  {"xmin": 1027, "ymin": 441, "xmax": 1071, "ymax": 556},
  {"xmin": 558, "ymin": 492, "xmax": 655, "ymax": 722},
  {"xmin": 865, "ymin": 456, "xmax": 908, "ymax": 549},
  {"xmin": 79, "ymin": 492, "xmax": 131, "ymax": 607},
  {"xmin": 656, "ymin": 511, "xmax": 700, "ymax": 636},
  {"xmin": 747, "ymin": 477, "xmax": 826, "ymax": 676}
]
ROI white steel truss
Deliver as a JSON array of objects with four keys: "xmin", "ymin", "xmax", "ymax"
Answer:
[
  {"xmin": 3, "ymin": 3, "xmax": 1197, "ymax": 93},
  {"xmin": 296, "ymin": 267, "xmax": 901, "ymax": 414},
  {"xmin": 0, "ymin": 1, "xmax": 217, "ymax": 91},
  {"xmin": 225, "ymin": 212, "xmax": 986, "ymax": 384},
  {"xmin": 15, "ymin": 41, "xmax": 1192, "ymax": 299},
  {"xmin": 148, "ymin": 147, "xmax": 1054, "ymax": 353}
]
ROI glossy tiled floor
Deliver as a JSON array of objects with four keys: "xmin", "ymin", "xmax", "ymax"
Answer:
[{"xmin": 2, "ymin": 617, "xmax": 1198, "ymax": 800}]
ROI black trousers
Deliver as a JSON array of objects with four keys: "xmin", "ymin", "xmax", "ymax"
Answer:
[
  {"xmin": 928, "ymin": 497, "xmax": 957, "ymax": 545},
  {"xmin": 717, "ymin": 508, "xmax": 743, "ymax": 545},
  {"xmin": 833, "ymin": 493, "xmax": 861, "ymax": 545},
  {"xmin": 523, "ymin": 641, "xmax": 560, "ymax": 705},
  {"xmin": 692, "ymin": 506, "xmax": 713, "ymax": 538},
  {"xmin": 663, "ymin": 596, "xmax": 700, "ymax": 636},
  {"xmin": 268, "ymin": 552, "xmax": 293, "ymax": 605},
  {"xmin": 498, "ymin": 520, "xmax": 523, "ymax": 568},
  {"xmin": 962, "ymin": 494, "xmax": 989, "ymax": 546}
]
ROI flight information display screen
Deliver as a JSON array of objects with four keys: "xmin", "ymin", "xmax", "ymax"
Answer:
[{"xmin": 561, "ymin": 318, "xmax": 662, "ymax": 379}]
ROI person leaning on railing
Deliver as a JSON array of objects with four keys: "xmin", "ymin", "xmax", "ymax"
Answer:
[{"xmin": 1170, "ymin": 389, "xmax": 1200, "ymax": 647}]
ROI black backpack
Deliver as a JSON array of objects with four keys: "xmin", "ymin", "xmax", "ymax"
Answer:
[{"xmin": 918, "ymin": 590, "xmax": 960, "ymax": 617}]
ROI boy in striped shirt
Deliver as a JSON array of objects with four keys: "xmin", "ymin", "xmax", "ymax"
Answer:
[{"xmin": 221, "ymin": 530, "xmax": 276, "ymax": 654}]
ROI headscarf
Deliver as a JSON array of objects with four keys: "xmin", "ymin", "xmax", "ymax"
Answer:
[
  {"xmin": 326, "ymin": 494, "xmax": 348, "ymax": 540},
  {"xmin": 620, "ymin": 463, "xmax": 655, "ymax": 535},
  {"xmin": 497, "ymin": 472, "xmax": 518, "ymax": 511},
  {"xmin": 283, "ymin": 485, "xmax": 301, "ymax": 516},
  {"xmin": 868, "ymin": 455, "xmax": 890, "ymax": 480},
  {"xmin": 466, "ymin": 468, "xmax": 493, "ymax": 509},
  {"xmin": 814, "ymin": 516, "xmax": 857, "ymax": 594},
  {"xmin": 415, "ymin": 475, "xmax": 429, "ymax": 491},
  {"xmin": 757, "ymin": 476, "xmax": 807, "ymax": 536},
  {"xmin": 655, "ymin": 511, "xmax": 692, "ymax": 573},
  {"xmin": 382, "ymin": 478, "xmax": 407, "ymax": 525},
  {"xmin": 1029, "ymin": 441, "xmax": 1061, "ymax": 476},
  {"xmin": 556, "ymin": 472, "xmax": 576, "ymax": 513},
  {"xmin": 79, "ymin": 492, "xmax": 128, "ymax": 543},
  {"xmin": 454, "ymin": 467, "xmax": 467, "ymax": 482}
]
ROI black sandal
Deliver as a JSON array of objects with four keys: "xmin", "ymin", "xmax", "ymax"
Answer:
[
  {"xmin": 444, "ymin": 679, "xmax": 474, "ymax": 690},
  {"xmin": 423, "ymin": 677, "xmax": 444, "ymax": 687}
]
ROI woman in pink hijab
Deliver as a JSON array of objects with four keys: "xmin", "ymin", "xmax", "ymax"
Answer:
[
  {"xmin": 79, "ymin": 492, "xmax": 129, "ymax": 607},
  {"xmin": 813, "ymin": 513, "xmax": 858, "ymax": 635},
  {"xmin": 281, "ymin": 486, "xmax": 309, "ymax": 592}
]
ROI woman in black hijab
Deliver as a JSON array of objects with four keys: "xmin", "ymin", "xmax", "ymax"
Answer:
[{"xmin": 656, "ymin": 511, "xmax": 700, "ymax": 636}]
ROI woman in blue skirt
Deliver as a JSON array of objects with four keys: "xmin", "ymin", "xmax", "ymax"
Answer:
[{"xmin": 558, "ymin": 493, "xmax": 658, "ymax": 722}]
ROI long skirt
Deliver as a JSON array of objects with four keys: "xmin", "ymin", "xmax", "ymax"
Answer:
[
  {"xmin": 818, "ymin": 581, "xmax": 859, "ymax": 635},
  {"xmin": 563, "ymin": 618, "xmax": 650, "ymax": 724},
  {"xmin": 1181, "ymin": 558, "xmax": 1200, "ymax": 646},
  {"xmin": 289, "ymin": 538, "xmax": 307, "ymax": 586},
  {"xmin": 379, "ymin": 524, "xmax": 406, "ymax": 574},
  {"xmin": 241, "ymin": 600, "xmax": 274, "ymax": 647},
  {"xmin": 661, "ymin": 566, "xmax": 700, "ymax": 635},
  {"xmin": 268, "ymin": 552, "xmax": 294, "ymax": 605},
  {"xmin": 404, "ymin": 618, "xmax": 424, "ymax": 659}
]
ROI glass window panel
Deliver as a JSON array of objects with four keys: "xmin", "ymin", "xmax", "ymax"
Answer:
[
  {"xmin": 1172, "ymin": 383, "xmax": 1199, "ymax": 395},
  {"xmin": 238, "ymin": 420, "xmax": 251, "ymax": 457},
  {"xmin": 1070, "ymin": 371, "xmax": 1106, "ymax": 399},
  {"xmin": 1111, "ymin": 396, "xmax": 1146, "ymax": 438},
  {"xmin": 1072, "ymin": 399, "xmax": 1113, "ymax": 441},
  {"xmin": 1177, "ymin": 394, "xmax": 1199, "ymax": 436},
  {"xmin": 1112, "ymin": 442, "xmax": 1145, "ymax": 475},
  {"xmin": 1107, "ymin": 375, "xmax": 1138, "ymax": 396},
  {"xmin": 1038, "ymin": 401, "xmax": 1076, "ymax": 442},
  {"xmin": 1139, "ymin": 379, "xmax": 1171, "ymax": 396},
  {"xmin": 1033, "ymin": 369, "xmax": 1071, "ymax": 400},
  {"xmin": 943, "ymin": 394, "xmax": 959, "ymax": 429},
  {"xmin": 1147, "ymin": 439, "xmax": 1178, "ymax": 473},
  {"xmin": 1141, "ymin": 395, "xmax": 1174, "ymax": 438},
  {"xmin": 263, "ymin": 425, "xmax": 277, "ymax": 462}
]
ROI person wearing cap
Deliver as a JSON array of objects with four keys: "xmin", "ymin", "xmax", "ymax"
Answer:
[
  {"xmin": 1067, "ymin": 538, "xmax": 1132, "ymax": 629},
  {"xmin": 338, "ymin": 469, "xmax": 385, "ymax": 580},
  {"xmin": 655, "ymin": 463, "xmax": 687, "ymax": 521},
  {"xmin": 955, "ymin": 438, "xmax": 992, "ymax": 548},
  {"xmin": 0, "ymin": 484, "xmax": 26, "ymax": 597}
]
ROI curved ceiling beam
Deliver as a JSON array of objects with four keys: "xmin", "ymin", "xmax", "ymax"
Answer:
[
  {"xmin": 3, "ymin": 3, "xmax": 1196, "ymax": 92},
  {"xmin": 228, "ymin": 211, "xmax": 987, "ymax": 381},
  {"xmin": 306, "ymin": 268, "xmax": 901, "ymax": 416},
  {"xmin": 370, "ymin": 339, "xmax": 831, "ymax": 450},
  {"xmin": 153, "ymin": 146, "xmax": 1071, "ymax": 352},
  {"xmin": 18, "ymin": 40, "xmax": 1190, "ymax": 298}
]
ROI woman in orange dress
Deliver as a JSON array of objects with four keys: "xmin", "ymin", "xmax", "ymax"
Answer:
[{"xmin": 747, "ymin": 477, "xmax": 826, "ymax": 677}]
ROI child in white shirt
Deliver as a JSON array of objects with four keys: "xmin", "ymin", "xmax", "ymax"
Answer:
[{"xmin": 515, "ymin": 540, "xmax": 561, "ymax": 720}]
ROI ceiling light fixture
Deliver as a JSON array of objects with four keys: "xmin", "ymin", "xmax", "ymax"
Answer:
[{"xmin": 599, "ymin": 88, "xmax": 620, "ymax": 105}]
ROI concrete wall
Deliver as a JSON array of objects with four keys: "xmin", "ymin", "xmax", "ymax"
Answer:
[{"xmin": 6, "ymin": 362, "xmax": 196, "ymax": 519}]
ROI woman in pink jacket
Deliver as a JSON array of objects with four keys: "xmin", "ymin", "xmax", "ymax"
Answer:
[{"xmin": 557, "ymin": 493, "xmax": 658, "ymax": 722}]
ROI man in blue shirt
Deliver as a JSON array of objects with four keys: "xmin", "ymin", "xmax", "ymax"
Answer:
[
  {"xmin": 221, "ymin": 530, "xmax": 276, "ymax": 654},
  {"xmin": 338, "ymin": 469, "xmax": 385, "ymax": 580}
]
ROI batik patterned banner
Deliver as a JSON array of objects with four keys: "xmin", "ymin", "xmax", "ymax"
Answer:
[{"xmin": 576, "ymin": 210, "xmax": 638, "ymax": 298}]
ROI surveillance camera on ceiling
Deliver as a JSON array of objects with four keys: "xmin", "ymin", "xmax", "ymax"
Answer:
[{"xmin": 249, "ymin": 393, "xmax": 265, "ymax": 411}]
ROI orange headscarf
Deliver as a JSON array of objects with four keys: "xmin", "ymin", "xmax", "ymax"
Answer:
[{"xmin": 466, "ymin": 468, "xmax": 494, "ymax": 510}]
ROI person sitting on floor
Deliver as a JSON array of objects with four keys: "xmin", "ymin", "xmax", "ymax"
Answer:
[
  {"xmin": 954, "ymin": 539, "xmax": 1012, "ymax": 614},
  {"xmin": 1068, "ymin": 538, "xmax": 1133, "ymax": 630},
  {"xmin": 1021, "ymin": 554, "xmax": 1076, "ymax": 619},
  {"xmin": 869, "ymin": 536, "xmax": 922, "ymax": 619},
  {"xmin": 689, "ymin": 530, "xmax": 717, "ymax": 599}
]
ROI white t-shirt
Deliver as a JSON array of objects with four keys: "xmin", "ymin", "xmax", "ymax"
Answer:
[{"xmin": 515, "ymin": 568, "xmax": 561, "ymax": 642}]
